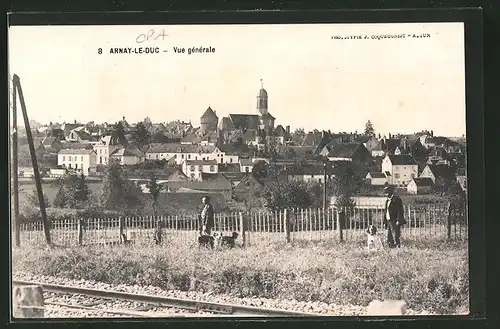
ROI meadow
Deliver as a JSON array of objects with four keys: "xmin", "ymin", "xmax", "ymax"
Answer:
[{"xmin": 11, "ymin": 237, "xmax": 469, "ymax": 315}]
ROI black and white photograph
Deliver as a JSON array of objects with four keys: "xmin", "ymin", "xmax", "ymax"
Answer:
[{"xmin": 9, "ymin": 22, "xmax": 469, "ymax": 319}]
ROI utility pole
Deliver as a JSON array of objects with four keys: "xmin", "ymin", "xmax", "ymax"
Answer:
[
  {"xmin": 323, "ymin": 158, "xmax": 329, "ymax": 213},
  {"xmin": 10, "ymin": 76, "xmax": 20, "ymax": 247},
  {"xmin": 13, "ymin": 74, "xmax": 52, "ymax": 246}
]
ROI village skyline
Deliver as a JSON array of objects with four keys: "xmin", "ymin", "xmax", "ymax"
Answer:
[{"xmin": 9, "ymin": 23, "xmax": 466, "ymax": 137}]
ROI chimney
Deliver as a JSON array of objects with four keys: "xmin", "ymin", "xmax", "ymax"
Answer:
[
  {"xmin": 286, "ymin": 125, "xmax": 290, "ymax": 135},
  {"xmin": 322, "ymin": 130, "xmax": 325, "ymax": 138},
  {"xmin": 74, "ymin": 119, "xmax": 77, "ymax": 124},
  {"xmin": 431, "ymin": 130, "xmax": 434, "ymax": 137},
  {"xmin": 123, "ymin": 116, "xmax": 125, "ymax": 121}
]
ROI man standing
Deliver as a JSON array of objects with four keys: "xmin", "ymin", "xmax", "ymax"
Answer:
[
  {"xmin": 383, "ymin": 185, "xmax": 406, "ymax": 248},
  {"xmin": 199, "ymin": 195, "xmax": 215, "ymax": 236}
]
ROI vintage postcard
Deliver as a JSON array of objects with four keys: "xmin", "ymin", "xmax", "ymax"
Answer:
[{"xmin": 9, "ymin": 22, "xmax": 469, "ymax": 319}]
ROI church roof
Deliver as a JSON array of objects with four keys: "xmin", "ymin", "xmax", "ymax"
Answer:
[{"xmin": 228, "ymin": 114, "xmax": 260, "ymax": 130}]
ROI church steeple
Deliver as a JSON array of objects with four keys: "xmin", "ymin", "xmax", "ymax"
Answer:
[{"xmin": 257, "ymin": 79, "xmax": 268, "ymax": 115}]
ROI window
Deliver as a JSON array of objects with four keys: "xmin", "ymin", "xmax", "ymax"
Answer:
[
  {"xmin": 188, "ymin": 154, "xmax": 191, "ymax": 159},
  {"xmin": 62, "ymin": 156, "xmax": 65, "ymax": 161},
  {"xmin": 230, "ymin": 158, "xmax": 233, "ymax": 163},
  {"xmin": 395, "ymin": 173, "xmax": 400, "ymax": 179},
  {"xmin": 69, "ymin": 164, "xmax": 72, "ymax": 169},
  {"xmin": 245, "ymin": 167, "xmax": 249, "ymax": 173},
  {"xmin": 75, "ymin": 163, "xmax": 78, "ymax": 169},
  {"xmin": 318, "ymin": 179, "xmax": 322, "ymax": 184},
  {"xmin": 182, "ymin": 154, "xmax": 184, "ymax": 159},
  {"xmin": 198, "ymin": 165, "xmax": 202, "ymax": 171},
  {"xmin": 68, "ymin": 156, "xmax": 72, "ymax": 161},
  {"xmin": 210, "ymin": 165, "xmax": 215, "ymax": 172},
  {"xmin": 156, "ymin": 154, "xmax": 159, "ymax": 159},
  {"xmin": 81, "ymin": 156, "xmax": 84, "ymax": 162},
  {"xmin": 100, "ymin": 149, "xmax": 102, "ymax": 154},
  {"xmin": 190, "ymin": 165, "xmax": 195, "ymax": 171},
  {"xmin": 100, "ymin": 157, "xmax": 103, "ymax": 164},
  {"xmin": 190, "ymin": 173, "xmax": 195, "ymax": 178}
]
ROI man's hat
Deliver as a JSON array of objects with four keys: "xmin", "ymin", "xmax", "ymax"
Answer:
[{"xmin": 383, "ymin": 185, "xmax": 395, "ymax": 193}]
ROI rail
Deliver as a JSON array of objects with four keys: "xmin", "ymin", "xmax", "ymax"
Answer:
[{"xmin": 12, "ymin": 280, "xmax": 321, "ymax": 317}]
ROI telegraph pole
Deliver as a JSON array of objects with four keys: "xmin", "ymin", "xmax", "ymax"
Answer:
[
  {"xmin": 13, "ymin": 74, "xmax": 52, "ymax": 246},
  {"xmin": 10, "ymin": 76, "xmax": 20, "ymax": 247},
  {"xmin": 323, "ymin": 158, "xmax": 329, "ymax": 213}
]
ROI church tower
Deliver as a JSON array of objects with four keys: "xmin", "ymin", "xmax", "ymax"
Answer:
[
  {"xmin": 257, "ymin": 79, "xmax": 275, "ymax": 131},
  {"xmin": 257, "ymin": 79, "xmax": 268, "ymax": 115}
]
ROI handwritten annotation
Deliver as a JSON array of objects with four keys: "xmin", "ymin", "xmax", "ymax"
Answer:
[{"xmin": 136, "ymin": 29, "xmax": 168, "ymax": 43}]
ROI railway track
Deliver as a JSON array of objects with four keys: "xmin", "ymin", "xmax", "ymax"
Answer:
[{"xmin": 13, "ymin": 280, "xmax": 321, "ymax": 317}]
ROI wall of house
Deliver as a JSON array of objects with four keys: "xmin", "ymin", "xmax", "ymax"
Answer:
[
  {"xmin": 182, "ymin": 163, "xmax": 218, "ymax": 180},
  {"xmin": 370, "ymin": 177, "xmax": 387, "ymax": 186},
  {"xmin": 419, "ymin": 166, "xmax": 436, "ymax": 183},
  {"xmin": 391, "ymin": 165, "xmax": 418, "ymax": 187}
]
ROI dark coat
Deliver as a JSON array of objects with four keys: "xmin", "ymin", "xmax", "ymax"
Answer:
[
  {"xmin": 200, "ymin": 203, "xmax": 215, "ymax": 227},
  {"xmin": 383, "ymin": 195, "xmax": 406, "ymax": 225}
]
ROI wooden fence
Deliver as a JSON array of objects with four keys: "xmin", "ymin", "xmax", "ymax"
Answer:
[{"xmin": 14, "ymin": 203, "xmax": 468, "ymax": 247}]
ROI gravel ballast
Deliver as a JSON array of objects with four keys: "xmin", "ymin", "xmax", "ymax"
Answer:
[{"xmin": 12, "ymin": 271, "xmax": 439, "ymax": 317}]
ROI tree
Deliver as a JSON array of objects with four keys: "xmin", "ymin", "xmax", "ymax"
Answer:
[
  {"xmin": 100, "ymin": 162, "xmax": 144, "ymax": 213},
  {"xmin": 252, "ymin": 160, "xmax": 269, "ymax": 179},
  {"xmin": 330, "ymin": 163, "xmax": 363, "ymax": 211},
  {"xmin": 51, "ymin": 172, "xmax": 91, "ymax": 209},
  {"xmin": 364, "ymin": 120, "xmax": 375, "ymax": 137},
  {"xmin": 132, "ymin": 122, "xmax": 151, "ymax": 147},
  {"xmin": 146, "ymin": 173, "xmax": 161, "ymax": 215},
  {"xmin": 74, "ymin": 173, "xmax": 90, "ymax": 205},
  {"xmin": 53, "ymin": 185, "xmax": 69, "ymax": 208},
  {"xmin": 112, "ymin": 122, "xmax": 128, "ymax": 145},
  {"xmin": 260, "ymin": 180, "xmax": 322, "ymax": 211}
]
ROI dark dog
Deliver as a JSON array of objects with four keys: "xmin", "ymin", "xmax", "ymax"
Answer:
[
  {"xmin": 198, "ymin": 235, "xmax": 215, "ymax": 249},
  {"xmin": 220, "ymin": 232, "xmax": 239, "ymax": 249}
]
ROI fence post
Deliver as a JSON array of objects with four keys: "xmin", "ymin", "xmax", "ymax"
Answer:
[
  {"xmin": 119, "ymin": 216, "xmax": 125, "ymax": 244},
  {"xmin": 337, "ymin": 208, "xmax": 344, "ymax": 242},
  {"xmin": 447, "ymin": 203, "xmax": 453, "ymax": 241},
  {"xmin": 236, "ymin": 212, "xmax": 244, "ymax": 247},
  {"xmin": 284, "ymin": 208, "xmax": 291, "ymax": 243},
  {"xmin": 77, "ymin": 218, "xmax": 83, "ymax": 246}
]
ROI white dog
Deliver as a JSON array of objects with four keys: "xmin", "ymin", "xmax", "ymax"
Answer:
[{"xmin": 366, "ymin": 225, "xmax": 382, "ymax": 252}]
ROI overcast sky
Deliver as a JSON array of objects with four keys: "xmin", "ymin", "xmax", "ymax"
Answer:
[{"xmin": 9, "ymin": 23, "xmax": 465, "ymax": 137}]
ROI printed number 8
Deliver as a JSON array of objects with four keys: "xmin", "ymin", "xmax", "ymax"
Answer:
[{"xmin": 98, "ymin": 48, "xmax": 102, "ymax": 54}]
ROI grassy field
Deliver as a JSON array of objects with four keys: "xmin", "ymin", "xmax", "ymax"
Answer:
[{"xmin": 12, "ymin": 237, "xmax": 468, "ymax": 315}]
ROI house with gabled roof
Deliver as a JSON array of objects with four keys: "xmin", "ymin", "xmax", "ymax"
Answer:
[
  {"xmin": 57, "ymin": 149, "xmax": 97, "ymax": 176},
  {"xmin": 419, "ymin": 164, "xmax": 455, "ymax": 188},
  {"xmin": 301, "ymin": 130, "xmax": 323, "ymax": 146},
  {"xmin": 272, "ymin": 125, "xmax": 288, "ymax": 145},
  {"xmin": 146, "ymin": 143, "xmax": 223, "ymax": 165},
  {"xmin": 239, "ymin": 158, "xmax": 254, "ymax": 173},
  {"xmin": 166, "ymin": 173, "xmax": 233, "ymax": 194},
  {"xmin": 381, "ymin": 154, "xmax": 419, "ymax": 187},
  {"xmin": 287, "ymin": 164, "xmax": 335, "ymax": 184},
  {"xmin": 233, "ymin": 173, "xmax": 266, "ymax": 202},
  {"xmin": 318, "ymin": 142, "xmax": 371, "ymax": 162},
  {"xmin": 221, "ymin": 172, "xmax": 248, "ymax": 187},
  {"xmin": 381, "ymin": 138, "xmax": 402, "ymax": 155},
  {"xmin": 182, "ymin": 159, "xmax": 218, "ymax": 180},
  {"xmin": 110, "ymin": 146, "xmax": 146, "ymax": 166},
  {"xmin": 365, "ymin": 172, "xmax": 388, "ymax": 186},
  {"xmin": 407, "ymin": 177, "xmax": 434, "ymax": 195}
]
